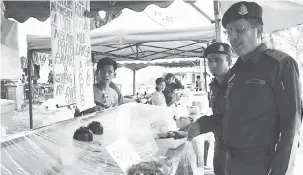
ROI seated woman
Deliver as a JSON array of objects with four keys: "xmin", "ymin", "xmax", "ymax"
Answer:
[
  {"xmin": 163, "ymin": 73, "xmax": 183, "ymax": 106},
  {"xmin": 75, "ymin": 58, "xmax": 118, "ymax": 117},
  {"xmin": 151, "ymin": 77, "xmax": 167, "ymax": 106}
]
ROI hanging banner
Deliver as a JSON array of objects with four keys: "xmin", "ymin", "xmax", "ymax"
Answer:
[
  {"xmin": 74, "ymin": 0, "xmax": 94, "ymax": 111},
  {"xmin": 50, "ymin": 0, "xmax": 76, "ymax": 106}
]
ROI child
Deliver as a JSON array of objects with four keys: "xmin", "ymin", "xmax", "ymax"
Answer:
[{"xmin": 75, "ymin": 57, "xmax": 118, "ymax": 116}]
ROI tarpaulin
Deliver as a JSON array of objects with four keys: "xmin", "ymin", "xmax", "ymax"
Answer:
[
  {"xmin": 1, "ymin": 103, "xmax": 185, "ymax": 175},
  {"xmin": 1, "ymin": 17, "xmax": 21, "ymax": 80}
]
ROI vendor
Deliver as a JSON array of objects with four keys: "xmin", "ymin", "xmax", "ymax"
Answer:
[
  {"xmin": 74, "ymin": 57, "xmax": 119, "ymax": 116},
  {"xmin": 20, "ymin": 73, "xmax": 27, "ymax": 83},
  {"xmin": 47, "ymin": 70, "xmax": 53, "ymax": 84},
  {"xmin": 163, "ymin": 73, "xmax": 183, "ymax": 106},
  {"xmin": 151, "ymin": 77, "xmax": 167, "ymax": 106},
  {"xmin": 195, "ymin": 75, "xmax": 202, "ymax": 91}
]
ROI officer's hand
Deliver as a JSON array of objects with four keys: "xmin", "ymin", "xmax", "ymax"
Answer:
[
  {"xmin": 176, "ymin": 117, "xmax": 192, "ymax": 129},
  {"xmin": 187, "ymin": 122, "xmax": 200, "ymax": 141}
]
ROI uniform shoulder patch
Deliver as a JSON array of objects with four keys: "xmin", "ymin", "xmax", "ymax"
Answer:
[{"xmin": 264, "ymin": 49, "xmax": 289, "ymax": 62}]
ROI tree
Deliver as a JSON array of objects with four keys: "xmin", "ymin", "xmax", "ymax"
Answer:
[{"xmin": 270, "ymin": 25, "xmax": 303, "ymax": 62}]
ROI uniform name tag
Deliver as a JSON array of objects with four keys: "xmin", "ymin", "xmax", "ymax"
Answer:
[{"xmin": 245, "ymin": 79, "xmax": 266, "ymax": 85}]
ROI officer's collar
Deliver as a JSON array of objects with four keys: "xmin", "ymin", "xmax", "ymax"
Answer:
[
  {"xmin": 241, "ymin": 43, "xmax": 268, "ymax": 65},
  {"xmin": 209, "ymin": 72, "xmax": 229, "ymax": 87}
]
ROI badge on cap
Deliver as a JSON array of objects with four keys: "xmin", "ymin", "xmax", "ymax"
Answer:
[
  {"xmin": 238, "ymin": 4, "xmax": 248, "ymax": 15},
  {"xmin": 218, "ymin": 45, "xmax": 224, "ymax": 52}
]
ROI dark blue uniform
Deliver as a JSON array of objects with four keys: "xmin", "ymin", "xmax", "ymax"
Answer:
[
  {"xmin": 224, "ymin": 44, "xmax": 301, "ymax": 175},
  {"xmin": 222, "ymin": 2, "xmax": 302, "ymax": 175},
  {"xmin": 195, "ymin": 42, "xmax": 233, "ymax": 175},
  {"xmin": 205, "ymin": 74, "xmax": 229, "ymax": 175}
]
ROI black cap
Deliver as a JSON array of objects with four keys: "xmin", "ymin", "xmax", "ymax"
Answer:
[
  {"xmin": 222, "ymin": 1, "xmax": 263, "ymax": 28},
  {"xmin": 204, "ymin": 42, "xmax": 232, "ymax": 57},
  {"xmin": 155, "ymin": 77, "xmax": 165, "ymax": 85}
]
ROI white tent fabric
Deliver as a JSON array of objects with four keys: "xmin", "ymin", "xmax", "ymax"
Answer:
[
  {"xmin": 1, "ymin": 18, "xmax": 21, "ymax": 80},
  {"xmin": 27, "ymin": 24, "xmax": 214, "ymax": 61},
  {"xmin": 219, "ymin": 0, "xmax": 303, "ymax": 33},
  {"xmin": 27, "ymin": 0, "xmax": 303, "ymax": 62},
  {"xmin": 27, "ymin": 0, "xmax": 216, "ymax": 61}
]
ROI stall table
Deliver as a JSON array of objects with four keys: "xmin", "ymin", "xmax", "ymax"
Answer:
[{"xmin": 1, "ymin": 103, "xmax": 195, "ymax": 175}]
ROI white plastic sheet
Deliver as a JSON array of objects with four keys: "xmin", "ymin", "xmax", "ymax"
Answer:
[{"xmin": 1, "ymin": 103, "xmax": 182, "ymax": 175}]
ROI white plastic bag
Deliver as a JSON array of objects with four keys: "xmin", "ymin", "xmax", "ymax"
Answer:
[{"xmin": 176, "ymin": 142, "xmax": 197, "ymax": 175}]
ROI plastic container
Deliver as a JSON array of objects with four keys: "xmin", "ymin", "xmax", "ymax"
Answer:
[
  {"xmin": 5, "ymin": 83, "xmax": 25, "ymax": 110},
  {"xmin": 0, "ymin": 99, "xmax": 15, "ymax": 134}
]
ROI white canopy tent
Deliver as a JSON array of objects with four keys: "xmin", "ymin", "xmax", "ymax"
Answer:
[
  {"xmin": 24, "ymin": 0, "xmax": 303, "ymax": 128},
  {"xmin": 27, "ymin": 0, "xmax": 303, "ymax": 96},
  {"xmin": 27, "ymin": 25, "xmax": 215, "ymax": 61},
  {"xmin": 27, "ymin": 0, "xmax": 217, "ymax": 62},
  {"xmin": 27, "ymin": 0, "xmax": 217, "ymax": 98}
]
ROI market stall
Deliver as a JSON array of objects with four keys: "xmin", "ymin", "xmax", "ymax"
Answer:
[
  {"xmin": 1, "ymin": 103, "xmax": 201, "ymax": 175},
  {"xmin": 2, "ymin": 1, "xmax": 303, "ymax": 175}
]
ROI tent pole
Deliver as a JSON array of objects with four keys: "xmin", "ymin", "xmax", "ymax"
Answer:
[
  {"xmin": 203, "ymin": 57, "xmax": 208, "ymax": 92},
  {"xmin": 133, "ymin": 70, "xmax": 136, "ymax": 96},
  {"xmin": 188, "ymin": 3, "xmax": 214, "ymax": 23},
  {"xmin": 91, "ymin": 53, "xmax": 95, "ymax": 84},
  {"xmin": 214, "ymin": 0, "xmax": 222, "ymax": 42},
  {"xmin": 133, "ymin": 45, "xmax": 139, "ymax": 95},
  {"xmin": 27, "ymin": 50, "xmax": 33, "ymax": 129}
]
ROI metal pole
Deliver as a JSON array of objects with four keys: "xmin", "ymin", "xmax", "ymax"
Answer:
[
  {"xmin": 27, "ymin": 50, "xmax": 33, "ymax": 129},
  {"xmin": 188, "ymin": 3, "xmax": 214, "ymax": 23},
  {"xmin": 214, "ymin": 0, "xmax": 222, "ymax": 42},
  {"xmin": 133, "ymin": 45, "xmax": 139, "ymax": 95},
  {"xmin": 203, "ymin": 57, "xmax": 208, "ymax": 92},
  {"xmin": 91, "ymin": 53, "xmax": 95, "ymax": 84},
  {"xmin": 133, "ymin": 70, "xmax": 136, "ymax": 96}
]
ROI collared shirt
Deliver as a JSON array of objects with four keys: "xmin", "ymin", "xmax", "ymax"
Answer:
[
  {"xmin": 151, "ymin": 91, "xmax": 167, "ymax": 107},
  {"xmin": 223, "ymin": 43, "xmax": 301, "ymax": 174}
]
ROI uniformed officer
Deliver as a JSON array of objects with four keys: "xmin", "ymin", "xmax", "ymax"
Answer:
[
  {"xmin": 222, "ymin": 1, "xmax": 301, "ymax": 175},
  {"xmin": 185, "ymin": 42, "xmax": 233, "ymax": 175}
]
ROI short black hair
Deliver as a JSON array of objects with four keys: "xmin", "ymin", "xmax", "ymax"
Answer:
[
  {"xmin": 197, "ymin": 75, "xmax": 200, "ymax": 79},
  {"xmin": 165, "ymin": 73, "xmax": 175, "ymax": 80},
  {"xmin": 96, "ymin": 57, "xmax": 118, "ymax": 71},
  {"xmin": 155, "ymin": 77, "xmax": 165, "ymax": 85}
]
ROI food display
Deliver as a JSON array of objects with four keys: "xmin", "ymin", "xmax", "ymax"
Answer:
[
  {"xmin": 73, "ymin": 126, "xmax": 93, "ymax": 142},
  {"xmin": 87, "ymin": 121, "xmax": 103, "ymax": 135},
  {"xmin": 128, "ymin": 157, "xmax": 173, "ymax": 175}
]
